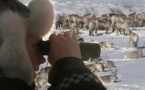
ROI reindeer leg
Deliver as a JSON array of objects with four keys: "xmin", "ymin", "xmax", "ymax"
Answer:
[
  {"xmin": 115, "ymin": 66, "xmax": 118, "ymax": 72},
  {"xmin": 105, "ymin": 28, "xmax": 108, "ymax": 34},
  {"xmin": 109, "ymin": 68, "xmax": 112, "ymax": 72},
  {"xmin": 95, "ymin": 27, "xmax": 98, "ymax": 34},
  {"xmin": 89, "ymin": 29, "xmax": 92, "ymax": 36},
  {"xmin": 128, "ymin": 38, "xmax": 131, "ymax": 48},
  {"xmin": 133, "ymin": 41, "xmax": 135, "ymax": 48},
  {"xmin": 116, "ymin": 29, "xmax": 118, "ymax": 36},
  {"xmin": 134, "ymin": 42, "xmax": 137, "ymax": 49}
]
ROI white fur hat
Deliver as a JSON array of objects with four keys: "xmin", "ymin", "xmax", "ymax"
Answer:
[
  {"xmin": 0, "ymin": 0, "xmax": 55, "ymax": 85},
  {"xmin": 26, "ymin": 0, "xmax": 55, "ymax": 37}
]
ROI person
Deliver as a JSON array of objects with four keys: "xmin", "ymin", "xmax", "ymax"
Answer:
[{"xmin": 0, "ymin": 0, "xmax": 106, "ymax": 90}]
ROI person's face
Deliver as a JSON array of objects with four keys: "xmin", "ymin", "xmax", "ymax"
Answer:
[{"xmin": 25, "ymin": 34, "xmax": 46, "ymax": 71}]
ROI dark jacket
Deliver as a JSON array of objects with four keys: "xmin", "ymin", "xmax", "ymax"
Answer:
[
  {"xmin": 0, "ymin": 57, "xmax": 106, "ymax": 90},
  {"xmin": 0, "ymin": 77, "xmax": 33, "ymax": 90},
  {"xmin": 48, "ymin": 57, "xmax": 106, "ymax": 90}
]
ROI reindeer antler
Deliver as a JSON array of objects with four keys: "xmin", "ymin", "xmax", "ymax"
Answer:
[{"xmin": 102, "ymin": 54, "xmax": 109, "ymax": 61}]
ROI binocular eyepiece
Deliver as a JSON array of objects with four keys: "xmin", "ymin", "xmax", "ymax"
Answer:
[{"xmin": 38, "ymin": 41, "xmax": 101, "ymax": 59}]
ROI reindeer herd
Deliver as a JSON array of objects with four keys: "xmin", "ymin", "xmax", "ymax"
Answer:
[
  {"xmin": 55, "ymin": 12, "xmax": 145, "ymax": 36},
  {"xmin": 54, "ymin": 12, "xmax": 144, "ymax": 82},
  {"xmin": 34, "ymin": 12, "xmax": 145, "ymax": 89}
]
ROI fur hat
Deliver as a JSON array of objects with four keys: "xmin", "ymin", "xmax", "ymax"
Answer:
[{"xmin": 0, "ymin": 0, "xmax": 55, "ymax": 85}]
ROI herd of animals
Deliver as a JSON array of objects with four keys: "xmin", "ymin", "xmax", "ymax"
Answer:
[{"xmin": 34, "ymin": 12, "xmax": 145, "ymax": 90}]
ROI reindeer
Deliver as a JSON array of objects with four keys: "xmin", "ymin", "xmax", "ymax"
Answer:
[
  {"xmin": 103, "ymin": 60, "xmax": 118, "ymax": 72},
  {"xmin": 35, "ymin": 66, "xmax": 51, "ymax": 90},
  {"xmin": 101, "ymin": 55, "xmax": 118, "ymax": 72},
  {"xmin": 77, "ymin": 16, "xmax": 84, "ymax": 29},
  {"xmin": 63, "ymin": 14, "xmax": 79, "ymax": 25},
  {"xmin": 124, "ymin": 48, "xmax": 143, "ymax": 59},
  {"xmin": 101, "ymin": 14, "xmax": 108, "ymax": 21},
  {"xmin": 89, "ymin": 38, "xmax": 115, "ymax": 49},
  {"xmin": 83, "ymin": 13, "xmax": 93, "ymax": 19},
  {"xmin": 88, "ymin": 58, "xmax": 99, "ymax": 63},
  {"xmin": 99, "ymin": 41, "xmax": 115, "ymax": 49},
  {"xmin": 128, "ymin": 12, "xmax": 138, "ymax": 27},
  {"xmin": 99, "ymin": 70, "xmax": 118, "ymax": 83},
  {"xmin": 82, "ymin": 14, "xmax": 93, "ymax": 27},
  {"xmin": 74, "ymin": 25, "xmax": 80, "ymax": 37},
  {"xmin": 101, "ymin": 13, "xmax": 116, "ymax": 22},
  {"xmin": 60, "ymin": 24, "xmax": 70, "ymax": 31},
  {"xmin": 35, "ymin": 76, "xmax": 51, "ymax": 90},
  {"xmin": 88, "ymin": 21, "xmax": 96, "ymax": 36},
  {"xmin": 86, "ymin": 61, "xmax": 104, "ymax": 72},
  {"xmin": 115, "ymin": 21, "xmax": 130, "ymax": 36},
  {"xmin": 120, "ymin": 17, "xmax": 133, "ymax": 27},
  {"xmin": 86, "ymin": 64, "xmax": 96, "ymax": 72},
  {"xmin": 83, "ymin": 17, "xmax": 99, "ymax": 30},
  {"xmin": 93, "ymin": 63, "xmax": 105, "ymax": 72},
  {"xmin": 107, "ymin": 14, "xmax": 117, "ymax": 21},
  {"xmin": 141, "ymin": 13, "xmax": 145, "ymax": 26},
  {"xmin": 136, "ymin": 13, "xmax": 145, "ymax": 27},
  {"xmin": 95, "ymin": 19, "xmax": 111, "ymax": 34},
  {"xmin": 128, "ymin": 31, "xmax": 139, "ymax": 49},
  {"xmin": 60, "ymin": 21, "xmax": 79, "ymax": 32},
  {"xmin": 128, "ymin": 12, "xmax": 137, "ymax": 22},
  {"xmin": 55, "ymin": 14, "xmax": 65, "ymax": 30},
  {"xmin": 35, "ymin": 76, "xmax": 45, "ymax": 89},
  {"xmin": 83, "ymin": 18, "xmax": 93, "ymax": 29},
  {"xmin": 37, "ymin": 67, "xmax": 50, "ymax": 78},
  {"xmin": 86, "ymin": 56, "xmax": 104, "ymax": 72},
  {"xmin": 89, "ymin": 38, "xmax": 102, "ymax": 42},
  {"xmin": 69, "ymin": 25, "xmax": 80, "ymax": 38},
  {"xmin": 110, "ymin": 14, "xmax": 126, "ymax": 30}
]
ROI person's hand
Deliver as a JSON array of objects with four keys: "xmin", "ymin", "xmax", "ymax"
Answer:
[{"xmin": 48, "ymin": 31, "xmax": 81, "ymax": 66}]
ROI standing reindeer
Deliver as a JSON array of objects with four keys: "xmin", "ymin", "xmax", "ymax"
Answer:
[
  {"xmin": 136, "ymin": 13, "xmax": 145, "ymax": 27},
  {"xmin": 88, "ymin": 21, "xmax": 96, "ymax": 36},
  {"xmin": 115, "ymin": 21, "xmax": 130, "ymax": 36},
  {"xmin": 95, "ymin": 19, "xmax": 111, "ymax": 34},
  {"xmin": 63, "ymin": 14, "xmax": 79, "ymax": 25},
  {"xmin": 128, "ymin": 31, "xmax": 139, "ymax": 49},
  {"xmin": 55, "ymin": 14, "xmax": 65, "ymax": 30},
  {"xmin": 60, "ymin": 21, "xmax": 79, "ymax": 33},
  {"xmin": 110, "ymin": 14, "xmax": 126, "ymax": 32},
  {"xmin": 120, "ymin": 17, "xmax": 133, "ymax": 27},
  {"xmin": 128, "ymin": 12, "xmax": 138, "ymax": 27}
]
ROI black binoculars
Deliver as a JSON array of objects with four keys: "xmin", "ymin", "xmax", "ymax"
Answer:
[{"xmin": 38, "ymin": 41, "xmax": 101, "ymax": 59}]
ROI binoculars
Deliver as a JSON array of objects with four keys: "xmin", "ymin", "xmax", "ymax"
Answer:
[{"xmin": 38, "ymin": 41, "xmax": 101, "ymax": 59}]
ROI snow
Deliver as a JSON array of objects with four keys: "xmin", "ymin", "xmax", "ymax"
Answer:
[
  {"xmin": 20, "ymin": 0, "xmax": 145, "ymax": 89},
  {"xmin": 43, "ymin": 29, "xmax": 145, "ymax": 90},
  {"xmin": 52, "ymin": 29, "xmax": 145, "ymax": 89}
]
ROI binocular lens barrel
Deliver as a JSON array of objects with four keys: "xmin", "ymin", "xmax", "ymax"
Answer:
[{"xmin": 38, "ymin": 41, "xmax": 101, "ymax": 59}]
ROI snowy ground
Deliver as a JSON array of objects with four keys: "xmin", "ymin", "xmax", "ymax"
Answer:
[
  {"xmin": 41, "ymin": 27, "xmax": 145, "ymax": 90},
  {"xmin": 48, "ymin": 27, "xmax": 145, "ymax": 90},
  {"xmin": 20, "ymin": 0, "xmax": 145, "ymax": 89},
  {"xmin": 88, "ymin": 29, "xmax": 145, "ymax": 90}
]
